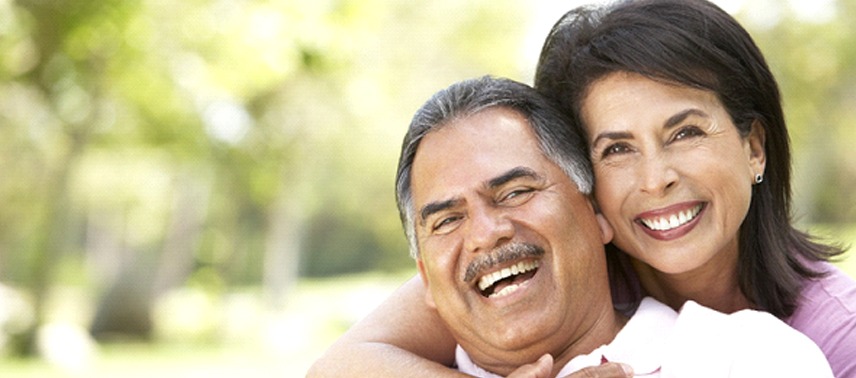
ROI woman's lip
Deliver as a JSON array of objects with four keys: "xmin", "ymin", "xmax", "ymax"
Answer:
[
  {"xmin": 634, "ymin": 202, "xmax": 706, "ymax": 241},
  {"xmin": 635, "ymin": 201, "xmax": 704, "ymax": 219}
]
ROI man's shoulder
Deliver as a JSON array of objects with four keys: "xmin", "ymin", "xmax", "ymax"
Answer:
[
  {"xmin": 676, "ymin": 300, "xmax": 815, "ymax": 347},
  {"xmin": 663, "ymin": 300, "xmax": 833, "ymax": 377}
]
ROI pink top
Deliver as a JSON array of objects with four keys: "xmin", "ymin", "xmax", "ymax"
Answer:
[
  {"xmin": 786, "ymin": 262, "xmax": 856, "ymax": 378},
  {"xmin": 609, "ymin": 257, "xmax": 856, "ymax": 377}
]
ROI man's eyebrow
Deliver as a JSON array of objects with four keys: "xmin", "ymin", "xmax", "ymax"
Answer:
[
  {"xmin": 417, "ymin": 167, "xmax": 540, "ymax": 225},
  {"xmin": 419, "ymin": 198, "xmax": 462, "ymax": 226},
  {"xmin": 488, "ymin": 166, "xmax": 542, "ymax": 189}
]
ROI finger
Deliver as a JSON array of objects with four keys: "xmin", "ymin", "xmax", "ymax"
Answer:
[
  {"xmin": 561, "ymin": 362, "xmax": 633, "ymax": 378},
  {"xmin": 506, "ymin": 354, "xmax": 554, "ymax": 378}
]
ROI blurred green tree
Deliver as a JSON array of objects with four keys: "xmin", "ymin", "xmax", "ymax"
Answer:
[
  {"xmin": 0, "ymin": 0, "xmax": 528, "ymax": 356},
  {"xmin": 744, "ymin": 0, "xmax": 856, "ymax": 226},
  {"xmin": 0, "ymin": 0, "xmax": 852, "ymax": 360}
]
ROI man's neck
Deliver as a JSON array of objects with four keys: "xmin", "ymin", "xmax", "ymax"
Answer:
[
  {"xmin": 549, "ymin": 307, "xmax": 629, "ymax": 376},
  {"xmin": 459, "ymin": 302, "xmax": 629, "ymax": 377}
]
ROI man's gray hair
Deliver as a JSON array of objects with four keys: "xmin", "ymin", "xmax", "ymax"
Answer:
[{"xmin": 395, "ymin": 76, "xmax": 593, "ymax": 258}]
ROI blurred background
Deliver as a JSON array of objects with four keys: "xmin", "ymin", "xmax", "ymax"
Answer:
[{"xmin": 0, "ymin": 0, "xmax": 854, "ymax": 376}]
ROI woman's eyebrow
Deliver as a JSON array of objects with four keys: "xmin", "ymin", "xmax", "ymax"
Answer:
[
  {"xmin": 664, "ymin": 108, "xmax": 708, "ymax": 129},
  {"xmin": 590, "ymin": 108, "xmax": 709, "ymax": 146},
  {"xmin": 592, "ymin": 131, "xmax": 633, "ymax": 147}
]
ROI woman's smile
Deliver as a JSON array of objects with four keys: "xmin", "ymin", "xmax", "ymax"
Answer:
[{"xmin": 635, "ymin": 202, "xmax": 706, "ymax": 241}]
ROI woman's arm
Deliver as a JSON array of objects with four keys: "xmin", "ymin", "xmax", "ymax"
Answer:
[{"xmin": 307, "ymin": 275, "xmax": 464, "ymax": 377}]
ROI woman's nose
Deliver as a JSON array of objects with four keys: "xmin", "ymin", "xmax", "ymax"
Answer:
[{"xmin": 638, "ymin": 153, "xmax": 678, "ymax": 195}]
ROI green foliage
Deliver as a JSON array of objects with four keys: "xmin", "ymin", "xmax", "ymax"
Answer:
[
  {"xmin": 1, "ymin": 0, "xmax": 854, "ymax": 355},
  {"xmin": 743, "ymin": 1, "xmax": 856, "ymax": 224},
  {"xmin": 0, "ymin": 0, "xmax": 531, "ymax": 348}
]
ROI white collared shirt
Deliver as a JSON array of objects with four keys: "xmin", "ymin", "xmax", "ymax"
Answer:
[{"xmin": 456, "ymin": 297, "xmax": 832, "ymax": 377}]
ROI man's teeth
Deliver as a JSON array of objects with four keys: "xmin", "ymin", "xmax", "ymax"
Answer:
[
  {"xmin": 491, "ymin": 284, "xmax": 520, "ymax": 298},
  {"xmin": 477, "ymin": 260, "xmax": 539, "ymax": 292},
  {"xmin": 640, "ymin": 204, "xmax": 702, "ymax": 231}
]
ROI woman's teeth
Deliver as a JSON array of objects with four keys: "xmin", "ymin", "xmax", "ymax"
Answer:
[{"xmin": 640, "ymin": 204, "xmax": 702, "ymax": 231}]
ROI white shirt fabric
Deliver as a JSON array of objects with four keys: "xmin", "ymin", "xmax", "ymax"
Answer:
[{"xmin": 455, "ymin": 297, "xmax": 832, "ymax": 377}]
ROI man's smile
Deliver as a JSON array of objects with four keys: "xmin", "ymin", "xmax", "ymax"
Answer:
[{"xmin": 477, "ymin": 260, "xmax": 539, "ymax": 298}]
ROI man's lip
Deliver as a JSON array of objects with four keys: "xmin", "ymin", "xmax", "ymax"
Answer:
[
  {"xmin": 462, "ymin": 243, "xmax": 545, "ymax": 284},
  {"xmin": 474, "ymin": 259, "xmax": 540, "ymax": 297},
  {"xmin": 634, "ymin": 201, "xmax": 706, "ymax": 241}
]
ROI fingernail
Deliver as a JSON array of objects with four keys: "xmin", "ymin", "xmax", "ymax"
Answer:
[{"xmin": 621, "ymin": 363, "xmax": 634, "ymax": 376}]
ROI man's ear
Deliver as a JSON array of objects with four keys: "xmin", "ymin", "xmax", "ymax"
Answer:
[
  {"xmin": 747, "ymin": 120, "xmax": 767, "ymax": 177},
  {"xmin": 416, "ymin": 259, "xmax": 437, "ymax": 309},
  {"xmin": 596, "ymin": 213, "xmax": 614, "ymax": 245},
  {"xmin": 588, "ymin": 198, "xmax": 613, "ymax": 244}
]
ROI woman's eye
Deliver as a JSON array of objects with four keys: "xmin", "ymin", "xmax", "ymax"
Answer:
[
  {"xmin": 600, "ymin": 143, "xmax": 631, "ymax": 158},
  {"xmin": 673, "ymin": 126, "xmax": 705, "ymax": 141}
]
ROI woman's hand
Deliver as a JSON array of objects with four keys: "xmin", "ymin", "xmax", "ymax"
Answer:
[
  {"xmin": 561, "ymin": 362, "xmax": 633, "ymax": 378},
  {"xmin": 506, "ymin": 354, "xmax": 633, "ymax": 378},
  {"xmin": 506, "ymin": 354, "xmax": 553, "ymax": 378}
]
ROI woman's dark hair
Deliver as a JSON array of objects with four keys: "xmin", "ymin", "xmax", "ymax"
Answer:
[{"xmin": 534, "ymin": 0, "xmax": 845, "ymax": 318}]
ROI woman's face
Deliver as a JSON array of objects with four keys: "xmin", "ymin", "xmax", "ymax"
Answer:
[{"xmin": 579, "ymin": 72, "xmax": 766, "ymax": 275}]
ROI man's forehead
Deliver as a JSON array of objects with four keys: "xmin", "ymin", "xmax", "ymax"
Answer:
[{"xmin": 411, "ymin": 111, "xmax": 543, "ymax": 189}]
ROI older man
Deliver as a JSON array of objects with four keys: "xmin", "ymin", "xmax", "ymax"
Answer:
[
  {"xmin": 386, "ymin": 75, "xmax": 832, "ymax": 377},
  {"xmin": 397, "ymin": 77, "xmax": 619, "ymax": 377}
]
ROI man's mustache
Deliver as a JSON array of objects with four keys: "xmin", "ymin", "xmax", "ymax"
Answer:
[{"xmin": 462, "ymin": 242, "xmax": 544, "ymax": 283}]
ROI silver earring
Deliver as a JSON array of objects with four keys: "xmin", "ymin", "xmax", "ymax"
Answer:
[{"xmin": 754, "ymin": 173, "xmax": 764, "ymax": 184}]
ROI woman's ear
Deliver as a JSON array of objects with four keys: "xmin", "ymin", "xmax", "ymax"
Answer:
[{"xmin": 747, "ymin": 120, "xmax": 767, "ymax": 177}]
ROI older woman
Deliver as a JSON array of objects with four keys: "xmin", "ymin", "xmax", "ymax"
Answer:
[
  {"xmin": 534, "ymin": 1, "xmax": 856, "ymax": 375},
  {"xmin": 308, "ymin": 1, "xmax": 856, "ymax": 377}
]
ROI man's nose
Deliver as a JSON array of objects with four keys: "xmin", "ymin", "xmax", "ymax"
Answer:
[{"xmin": 463, "ymin": 205, "xmax": 514, "ymax": 254}]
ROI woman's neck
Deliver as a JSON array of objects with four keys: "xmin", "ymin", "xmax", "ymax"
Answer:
[{"xmin": 631, "ymin": 252, "xmax": 754, "ymax": 314}]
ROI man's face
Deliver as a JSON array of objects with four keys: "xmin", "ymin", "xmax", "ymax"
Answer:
[{"xmin": 410, "ymin": 107, "xmax": 614, "ymax": 369}]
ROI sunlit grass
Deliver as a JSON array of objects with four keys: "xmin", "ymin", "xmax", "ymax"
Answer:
[
  {"xmin": 3, "ymin": 226, "xmax": 855, "ymax": 378},
  {"xmin": 1, "ymin": 270, "xmax": 416, "ymax": 378},
  {"xmin": 4, "ymin": 341, "xmax": 285, "ymax": 378}
]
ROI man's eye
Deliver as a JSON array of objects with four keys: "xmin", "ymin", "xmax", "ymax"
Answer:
[
  {"xmin": 500, "ymin": 188, "xmax": 535, "ymax": 205},
  {"xmin": 432, "ymin": 215, "xmax": 462, "ymax": 233}
]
